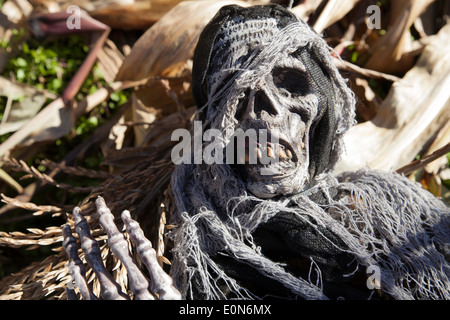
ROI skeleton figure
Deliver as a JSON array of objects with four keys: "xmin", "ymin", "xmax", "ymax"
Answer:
[{"xmin": 64, "ymin": 4, "xmax": 449, "ymax": 300}]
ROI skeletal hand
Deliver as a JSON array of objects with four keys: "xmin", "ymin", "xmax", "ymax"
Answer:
[{"xmin": 62, "ymin": 197, "xmax": 181, "ymax": 300}]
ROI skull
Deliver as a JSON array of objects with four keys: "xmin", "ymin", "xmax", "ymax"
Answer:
[
  {"xmin": 232, "ymin": 51, "xmax": 329, "ymax": 198},
  {"xmin": 192, "ymin": 4, "xmax": 351, "ymax": 198}
]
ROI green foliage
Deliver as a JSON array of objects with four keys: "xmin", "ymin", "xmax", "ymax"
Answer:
[
  {"xmin": 0, "ymin": 31, "xmax": 133, "ymax": 278},
  {"xmin": 1, "ymin": 34, "xmax": 130, "ymax": 166},
  {"xmin": 4, "ymin": 35, "xmax": 88, "ymax": 93}
]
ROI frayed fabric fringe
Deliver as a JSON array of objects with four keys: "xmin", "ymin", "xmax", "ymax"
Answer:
[
  {"xmin": 168, "ymin": 21, "xmax": 449, "ymax": 300},
  {"xmin": 169, "ymin": 165, "xmax": 449, "ymax": 300}
]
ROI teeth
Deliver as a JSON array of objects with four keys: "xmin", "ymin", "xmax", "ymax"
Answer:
[
  {"xmin": 245, "ymin": 147, "xmax": 262, "ymax": 163},
  {"xmin": 243, "ymin": 144, "xmax": 293, "ymax": 163},
  {"xmin": 239, "ymin": 152, "xmax": 245, "ymax": 164},
  {"xmin": 286, "ymin": 149, "xmax": 292, "ymax": 160},
  {"xmin": 267, "ymin": 146, "xmax": 274, "ymax": 158},
  {"xmin": 256, "ymin": 147, "xmax": 262, "ymax": 159},
  {"xmin": 279, "ymin": 147, "xmax": 287, "ymax": 159}
]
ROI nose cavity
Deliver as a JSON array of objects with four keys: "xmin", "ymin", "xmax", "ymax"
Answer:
[{"xmin": 253, "ymin": 90, "xmax": 278, "ymax": 118}]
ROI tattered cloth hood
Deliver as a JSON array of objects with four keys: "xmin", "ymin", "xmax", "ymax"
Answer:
[
  {"xmin": 192, "ymin": 4, "xmax": 356, "ymax": 179},
  {"xmin": 168, "ymin": 4, "xmax": 450, "ymax": 300}
]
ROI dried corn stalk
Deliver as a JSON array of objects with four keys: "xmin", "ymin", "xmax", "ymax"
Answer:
[
  {"xmin": 337, "ymin": 22, "xmax": 450, "ymax": 172},
  {"xmin": 364, "ymin": 0, "xmax": 437, "ymax": 74},
  {"xmin": 30, "ymin": 0, "xmax": 185, "ymax": 29},
  {"xmin": 313, "ymin": 0, "xmax": 360, "ymax": 33},
  {"xmin": 115, "ymin": 0, "xmax": 252, "ymax": 82}
]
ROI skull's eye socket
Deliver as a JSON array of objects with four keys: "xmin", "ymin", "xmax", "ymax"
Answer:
[{"xmin": 273, "ymin": 67, "xmax": 310, "ymax": 97}]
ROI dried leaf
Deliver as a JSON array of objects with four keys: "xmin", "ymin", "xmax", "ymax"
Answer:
[
  {"xmin": 337, "ymin": 22, "xmax": 450, "ymax": 172},
  {"xmin": 1, "ymin": 0, "xmax": 32, "ymax": 24},
  {"xmin": 291, "ymin": 0, "xmax": 324, "ymax": 22},
  {"xmin": 313, "ymin": 0, "xmax": 360, "ymax": 33},
  {"xmin": 0, "ymin": 98, "xmax": 64, "ymax": 158},
  {"xmin": 34, "ymin": 0, "xmax": 186, "ymax": 30},
  {"xmin": 349, "ymin": 77, "xmax": 380, "ymax": 121},
  {"xmin": 0, "ymin": 77, "xmax": 56, "ymax": 135},
  {"xmin": 115, "ymin": 0, "xmax": 250, "ymax": 82},
  {"xmin": 129, "ymin": 92, "xmax": 158, "ymax": 146},
  {"xmin": 364, "ymin": 0, "xmax": 437, "ymax": 74},
  {"xmin": 96, "ymin": 39, "xmax": 125, "ymax": 83},
  {"xmin": 0, "ymin": 81, "xmax": 124, "ymax": 159},
  {"xmin": 424, "ymin": 122, "xmax": 450, "ymax": 174}
]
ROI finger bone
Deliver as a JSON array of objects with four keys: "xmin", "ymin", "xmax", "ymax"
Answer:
[
  {"xmin": 121, "ymin": 210, "xmax": 181, "ymax": 300},
  {"xmin": 62, "ymin": 224, "xmax": 97, "ymax": 300},
  {"xmin": 72, "ymin": 206, "xmax": 128, "ymax": 300},
  {"xmin": 96, "ymin": 197, "xmax": 154, "ymax": 300}
]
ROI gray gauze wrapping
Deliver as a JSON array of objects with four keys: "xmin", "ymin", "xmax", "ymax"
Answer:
[{"xmin": 167, "ymin": 4, "xmax": 450, "ymax": 300}]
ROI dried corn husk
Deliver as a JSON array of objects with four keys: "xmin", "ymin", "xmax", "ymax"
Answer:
[
  {"xmin": 115, "ymin": 0, "xmax": 251, "ymax": 82},
  {"xmin": 313, "ymin": 0, "xmax": 360, "ymax": 33},
  {"xmin": 364, "ymin": 0, "xmax": 436, "ymax": 74},
  {"xmin": 30, "ymin": 0, "xmax": 185, "ymax": 29},
  {"xmin": 336, "ymin": 22, "xmax": 450, "ymax": 173}
]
